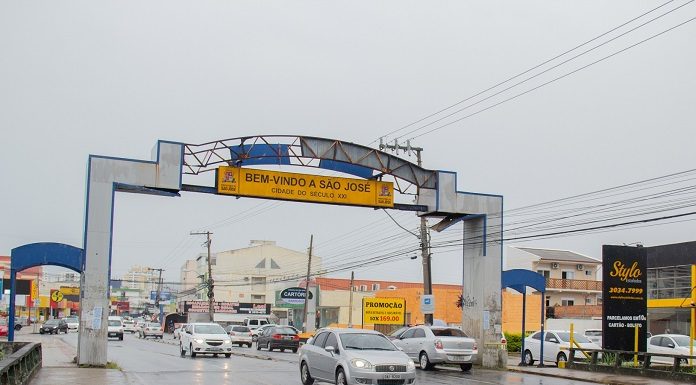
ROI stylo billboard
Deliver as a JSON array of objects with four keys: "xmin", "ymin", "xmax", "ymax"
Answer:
[{"xmin": 602, "ymin": 245, "xmax": 647, "ymax": 352}]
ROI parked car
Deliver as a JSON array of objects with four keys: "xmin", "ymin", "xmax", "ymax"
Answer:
[
  {"xmin": 226, "ymin": 325, "xmax": 253, "ymax": 347},
  {"xmin": 41, "ymin": 319, "xmax": 69, "ymax": 334},
  {"xmin": 122, "ymin": 319, "xmax": 136, "ymax": 333},
  {"xmin": 65, "ymin": 316, "xmax": 79, "ymax": 332},
  {"xmin": 392, "ymin": 325, "xmax": 477, "ymax": 371},
  {"xmin": 648, "ymin": 334, "xmax": 696, "ymax": 365},
  {"xmin": 299, "ymin": 328, "xmax": 416, "ymax": 385},
  {"xmin": 0, "ymin": 318, "xmax": 9, "ymax": 336},
  {"xmin": 107, "ymin": 316, "xmax": 124, "ymax": 340},
  {"xmin": 140, "ymin": 322, "xmax": 164, "ymax": 339},
  {"xmin": 256, "ymin": 326, "xmax": 300, "ymax": 353},
  {"xmin": 523, "ymin": 330, "xmax": 600, "ymax": 366},
  {"xmin": 251, "ymin": 323, "xmax": 277, "ymax": 342},
  {"xmin": 173, "ymin": 324, "xmax": 188, "ymax": 340},
  {"xmin": 179, "ymin": 323, "xmax": 233, "ymax": 358},
  {"xmin": 244, "ymin": 317, "xmax": 272, "ymax": 330},
  {"xmin": 387, "ymin": 325, "xmax": 411, "ymax": 340},
  {"xmin": 583, "ymin": 329, "xmax": 602, "ymax": 347}
]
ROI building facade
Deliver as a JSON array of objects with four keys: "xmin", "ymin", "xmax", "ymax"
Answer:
[{"xmin": 505, "ymin": 247, "xmax": 602, "ymax": 319}]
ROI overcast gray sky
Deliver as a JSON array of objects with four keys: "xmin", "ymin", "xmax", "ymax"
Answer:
[{"xmin": 1, "ymin": 1, "xmax": 694, "ymax": 285}]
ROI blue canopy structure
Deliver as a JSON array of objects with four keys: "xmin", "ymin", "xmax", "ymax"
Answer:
[
  {"xmin": 8, "ymin": 242, "xmax": 83, "ymax": 341},
  {"xmin": 501, "ymin": 269, "xmax": 547, "ymax": 366}
]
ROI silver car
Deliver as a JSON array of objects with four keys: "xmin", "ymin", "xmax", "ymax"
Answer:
[
  {"xmin": 392, "ymin": 326, "xmax": 477, "ymax": 371},
  {"xmin": 299, "ymin": 328, "xmax": 416, "ymax": 385}
]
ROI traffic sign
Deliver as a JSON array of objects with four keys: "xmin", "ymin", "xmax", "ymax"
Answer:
[
  {"xmin": 51, "ymin": 290, "xmax": 64, "ymax": 302},
  {"xmin": 421, "ymin": 294, "xmax": 434, "ymax": 314}
]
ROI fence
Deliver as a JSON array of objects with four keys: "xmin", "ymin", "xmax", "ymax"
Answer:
[{"xmin": 0, "ymin": 342, "xmax": 42, "ymax": 385}]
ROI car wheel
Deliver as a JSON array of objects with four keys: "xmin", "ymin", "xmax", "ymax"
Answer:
[
  {"xmin": 214, "ymin": 354, "xmax": 219, "ymax": 357},
  {"xmin": 267, "ymin": 342, "xmax": 271, "ymax": 351},
  {"xmin": 119, "ymin": 335, "xmax": 123, "ymax": 341},
  {"xmin": 300, "ymin": 361, "xmax": 315, "ymax": 385},
  {"xmin": 256, "ymin": 341, "xmax": 261, "ymax": 350},
  {"xmin": 180, "ymin": 344, "xmax": 186, "ymax": 357},
  {"xmin": 40, "ymin": 330, "xmax": 44, "ymax": 335},
  {"xmin": 190, "ymin": 345, "xmax": 197, "ymax": 358},
  {"xmin": 292, "ymin": 348, "xmax": 298, "ymax": 353},
  {"xmin": 14, "ymin": 325, "xmax": 21, "ymax": 331},
  {"xmin": 248, "ymin": 343, "xmax": 252, "ymax": 348},
  {"xmin": 419, "ymin": 352, "xmax": 433, "ymax": 370},
  {"xmin": 335, "ymin": 367, "xmax": 347, "ymax": 385},
  {"xmin": 556, "ymin": 352, "xmax": 567, "ymax": 366},
  {"xmin": 225, "ymin": 353, "xmax": 231, "ymax": 358},
  {"xmin": 523, "ymin": 350, "xmax": 534, "ymax": 366},
  {"xmin": 460, "ymin": 363, "xmax": 472, "ymax": 372}
]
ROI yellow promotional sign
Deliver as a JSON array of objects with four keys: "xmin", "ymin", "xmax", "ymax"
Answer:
[
  {"xmin": 31, "ymin": 280, "xmax": 39, "ymax": 301},
  {"xmin": 60, "ymin": 286, "xmax": 80, "ymax": 296},
  {"xmin": 217, "ymin": 166, "xmax": 394, "ymax": 208},
  {"xmin": 362, "ymin": 297, "xmax": 406, "ymax": 325}
]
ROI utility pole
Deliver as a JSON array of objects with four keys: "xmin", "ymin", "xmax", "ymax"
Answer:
[
  {"xmin": 302, "ymin": 234, "xmax": 314, "ymax": 333},
  {"xmin": 191, "ymin": 231, "xmax": 214, "ymax": 322},
  {"xmin": 380, "ymin": 138, "xmax": 433, "ymax": 325},
  {"xmin": 150, "ymin": 268, "xmax": 165, "ymax": 323},
  {"xmin": 348, "ymin": 271, "xmax": 354, "ymax": 327}
]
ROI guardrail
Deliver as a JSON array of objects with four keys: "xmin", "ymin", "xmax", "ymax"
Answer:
[
  {"xmin": 566, "ymin": 347, "xmax": 696, "ymax": 382},
  {"xmin": 0, "ymin": 342, "xmax": 42, "ymax": 385}
]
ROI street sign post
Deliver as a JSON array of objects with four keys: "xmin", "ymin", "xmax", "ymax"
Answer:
[{"xmin": 420, "ymin": 294, "xmax": 435, "ymax": 315}]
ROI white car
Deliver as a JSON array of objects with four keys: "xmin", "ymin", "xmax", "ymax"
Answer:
[
  {"xmin": 392, "ymin": 325, "xmax": 477, "ymax": 371},
  {"xmin": 648, "ymin": 334, "xmax": 696, "ymax": 365},
  {"xmin": 226, "ymin": 325, "xmax": 253, "ymax": 347},
  {"xmin": 123, "ymin": 320, "xmax": 136, "ymax": 333},
  {"xmin": 180, "ymin": 323, "xmax": 233, "ymax": 358},
  {"xmin": 107, "ymin": 316, "xmax": 124, "ymax": 340},
  {"xmin": 139, "ymin": 322, "xmax": 164, "ymax": 339},
  {"xmin": 65, "ymin": 316, "xmax": 79, "ymax": 332},
  {"xmin": 583, "ymin": 329, "xmax": 602, "ymax": 347},
  {"xmin": 523, "ymin": 330, "xmax": 600, "ymax": 366}
]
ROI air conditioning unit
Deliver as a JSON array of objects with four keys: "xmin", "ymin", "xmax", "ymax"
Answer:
[
  {"xmin": 551, "ymin": 263, "xmax": 559, "ymax": 269},
  {"xmin": 577, "ymin": 264, "xmax": 584, "ymax": 271}
]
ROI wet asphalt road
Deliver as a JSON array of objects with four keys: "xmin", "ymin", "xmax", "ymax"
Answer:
[{"xmin": 50, "ymin": 332, "xmax": 596, "ymax": 385}]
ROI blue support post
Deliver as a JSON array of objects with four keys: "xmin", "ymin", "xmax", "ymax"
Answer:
[
  {"xmin": 539, "ymin": 292, "xmax": 545, "ymax": 367},
  {"xmin": 8, "ymin": 269, "xmax": 17, "ymax": 341},
  {"xmin": 520, "ymin": 292, "xmax": 526, "ymax": 365}
]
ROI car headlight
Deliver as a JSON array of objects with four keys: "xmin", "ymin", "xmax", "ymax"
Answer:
[
  {"xmin": 350, "ymin": 359, "xmax": 372, "ymax": 369},
  {"xmin": 406, "ymin": 360, "xmax": 416, "ymax": 370},
  {"xmin": 223, "ymin": 339, "xmax": 231, "ymax": 344},
  {"xmin": 194, "ymin": 338, "xmax": 205, "ymax": 344}
]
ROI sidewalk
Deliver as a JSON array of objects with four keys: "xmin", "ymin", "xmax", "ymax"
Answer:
[
  {"xmin": 16, "ymin": 331, "xmax": 129, "ymax": 385},
  {"xmin": 506, "ymin": 357, "xmax": 691, "ymax": 385}
]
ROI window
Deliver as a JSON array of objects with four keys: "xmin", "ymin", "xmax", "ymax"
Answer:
[
  {"xmin": 313, "ymin": 332, "xmax": 329, "ymax": 346},
  {"xmin": 324, "ymin": 333, "xmax": 338, "ymax": 349},
  {"xmin": 649, "ymin": 337, "xmax": 662, "ymax": 346},
  {"xmin": 562, "ymin": 271, "xmax": 575, "ymax": 280},
  {"xmin": 647, "ymin": 265, "xmax": 692, "ymax": 299},
  {"xmin": 660, "ymin": 337, "xmax": 676, "ymax": 348},
  {"xmin": 371, "ymin": 283, "xmax": 380, "ymax": 291},
  {"xmin": 270, "ymin": 258, "xmax": 281, "ymax": 269},
  {"xmin": 401, "ymin": 329, "xmax": 416, "ymax": 339},
  {"xmin": 432, "ymin": 328, "xmax": 466, "ymax": 337},
  {"xmin": 561, "ymin": 299, "xmax": 575, "ymax": 306},
  {"xmin": 544, "ymin": 333, "xmax": 558, "ymax": 343},
  {"xmin": 585, "ymin": 270, "xmax": 592, "ymax": 276},
  {"xmin": 251, "ymin": 294, "xmax": 265, "ymax": 302},
  {"xmin": 413, "ymin": 329, "xmax": 426, "ymax": 338},
  {"xmin": 537, "ymin": 270, "xmax": 550, "ymax": 279},
  {"xmin": 359, "ymin": 285, "xmax": 367, "ymax": 292},
  {"xmin": 255, "ymin": 259, "xmax": 266, "ymax": 269},
  {"xmin": 531, "ymin": 332, "xmax": 541, "ymax": 340},
  {"xmin": 585, "ymin": 298, "xmax": 593, "ymax": 305}
]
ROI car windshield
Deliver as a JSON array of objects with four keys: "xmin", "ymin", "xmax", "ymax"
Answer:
[
  {"xmin": 108, "ymin": 320, "xmax": 121, "ymax": 326},
  {"xmin": 147, "ymin": 323, "xmax": 160, "ymax": 328},
  {"xmin": 672, "ymin": 336, "xmax": 696, "ymax": 347},
  {"xmin": 341, "ymin": 333, "xmax": 396, "ymax": 351},
  {"xmin": 66, "ymin": 317, "xmax": 78, "ymax": 322},
  {"xmin": 389, "ymin": 326, "xmax": 409, "ymax": 337},
  {"xmin": 194, "ymin": 324, "xmax": 226, "ymax": 335},
  {"xmin": 432, "ymin": 328, "xmax": 467, "ymax": 337},
  {"xmin": 556, "ymin": 332, "xmax": 591, "ymax": 343},
  {"xmin": 232, "ymin": 326, "xmax": 250, "ymax": 332},
  {"xmin": 584, "ymin": 330, "xmax": 602, "ymax": 337},
  {"xmin": 45, "ymin": 320, "xmax": 59, "ymax": 325},
  {"xmin": 273, "ymin": 327, "xmax": 297, "ymax": 335}
]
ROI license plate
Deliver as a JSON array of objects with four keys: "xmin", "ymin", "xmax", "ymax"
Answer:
[
  {"xmin": 383, "ymin": 374, "xmax": 401, "ymax": 379},
  {"xmin": 209, "ymin": 347, "xmax": 223, "ymax": 351},
  {"xmin": 284, "ymin": 336, "xmax": 292, "ymax": 340},
  {"xmin": 448, "ymin": 355, "xmax": 470, "ymax": 362}
]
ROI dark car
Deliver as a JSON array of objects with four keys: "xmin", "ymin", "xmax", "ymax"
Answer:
[
  {"xmin": 41, "ymin": 319, "xmax": 69, "ymax": 334},
  {"xmin": 256, "ymin": 326, "xmax": 300, "ymax": 353}
]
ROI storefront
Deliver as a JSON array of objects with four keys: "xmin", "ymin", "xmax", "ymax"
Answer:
[{"xmin": 646, "ymin": 241, "xmax": 696, "ymax": 339}]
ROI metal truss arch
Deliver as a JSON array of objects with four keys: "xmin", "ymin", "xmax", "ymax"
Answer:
[{"xmin": 182, "ymin": 135, "xmax": 437, "ymax": 194}]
